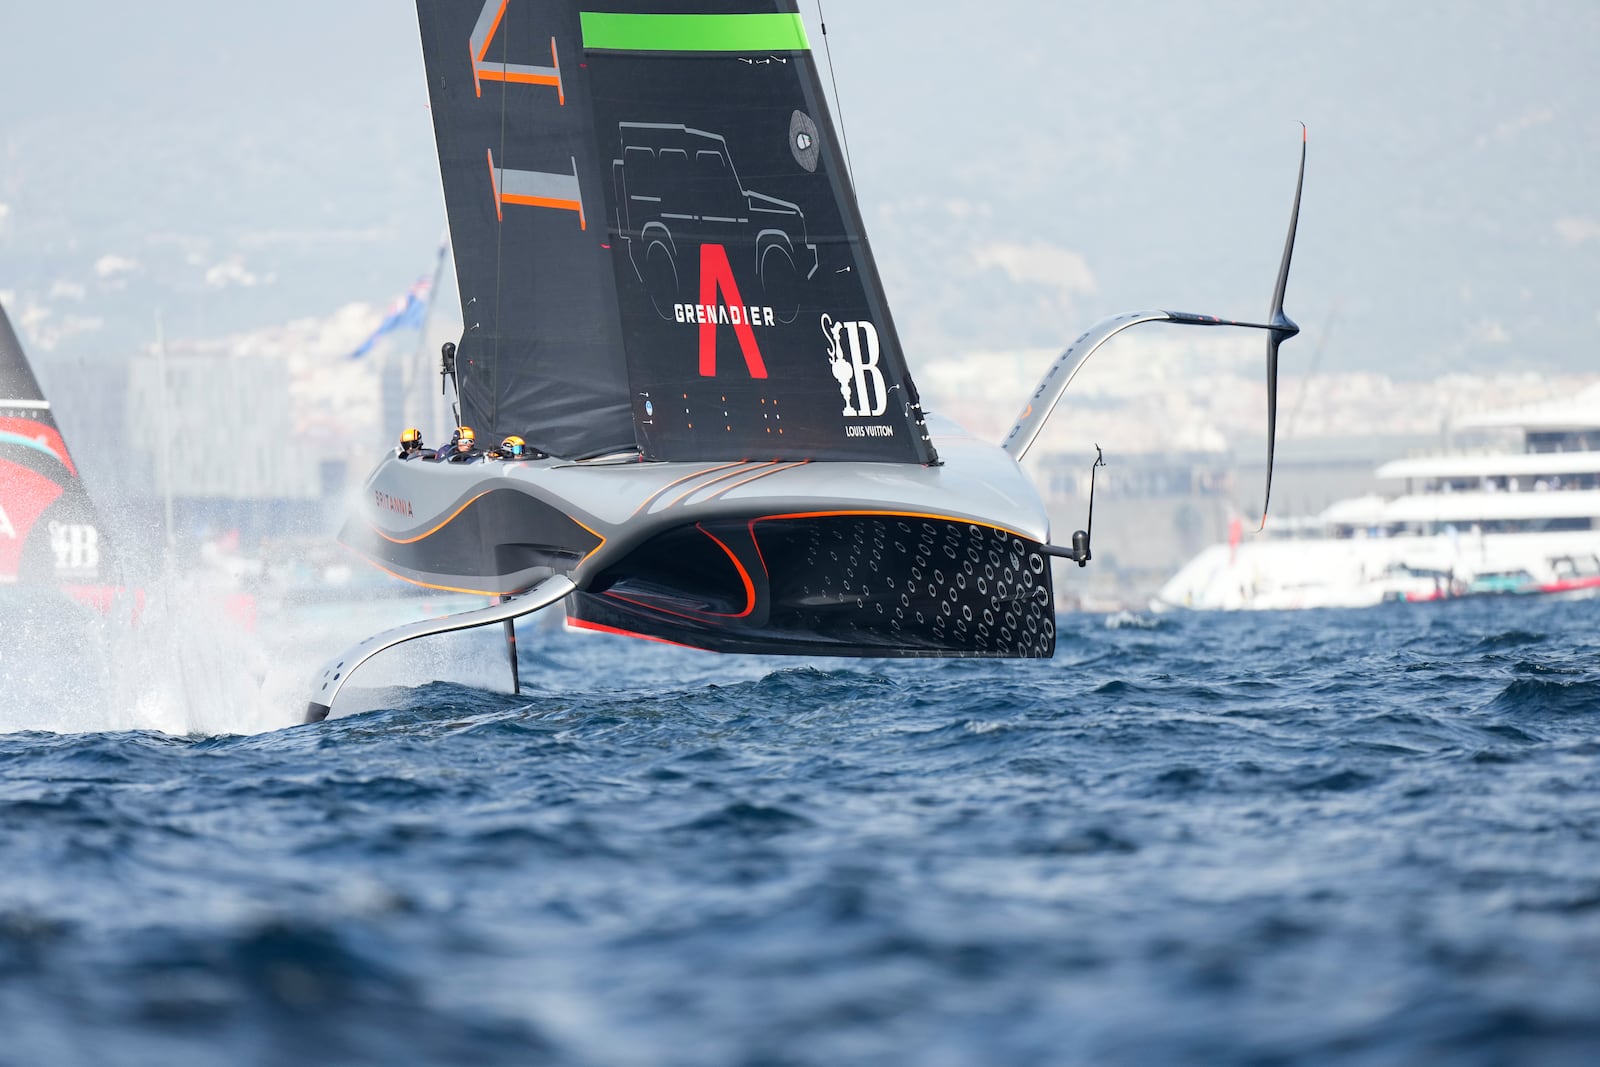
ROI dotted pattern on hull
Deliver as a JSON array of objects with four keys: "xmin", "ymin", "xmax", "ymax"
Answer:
[
  {"xmin": 575, "ymin": 514, "xmax": 1055, "ymax": 659},
  {"xmin": 774, "ymin": 516, "xmax": 1055, "ymax": 657}
]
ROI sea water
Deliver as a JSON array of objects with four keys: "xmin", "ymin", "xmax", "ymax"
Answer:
[{"xmin": 1, "ymin": 596, "xmax": 1598, "ymax": 1065}]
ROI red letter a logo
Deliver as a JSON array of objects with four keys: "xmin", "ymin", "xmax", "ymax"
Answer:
[{"xmin": 697, "ymin": 244, "xmax": 768, "ymax": 379}]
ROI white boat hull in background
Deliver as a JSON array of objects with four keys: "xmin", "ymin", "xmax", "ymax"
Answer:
[{"xmin": 1153, "ymin": 529, "xmax": 1600, "ymax": 611}]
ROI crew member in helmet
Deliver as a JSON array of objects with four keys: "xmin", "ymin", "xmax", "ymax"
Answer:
[
  {"xmin": 491, "ymin": 435, "xmax": 528, "ymax": 460},
  {"xmin": 397, "ymin": 427, "xmax": 434, "ymax": 460},
  {"xmin": 446, "ymin": 425, "xmax": 481, "ymax": 463}
]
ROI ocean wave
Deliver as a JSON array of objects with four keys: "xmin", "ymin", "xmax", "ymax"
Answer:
[
  {"xmin": 673, "ymin": 801, "xmax": 814, "ymax": 837},
  {"xmin": 4, "ymin": 595, "xmax": 1600, "ymax": 1063},
  {"xmin": 1473, "ymin": 629, "xmax": 1549, "ymax": 652}
]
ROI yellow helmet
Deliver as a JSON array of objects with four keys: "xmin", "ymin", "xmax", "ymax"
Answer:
[
  {"xmin": 455, "ymin": 426, "xmax": 475, "ymax": 443},
  {"xmin": 501, "ymin": 435, "xmax": 526, "ymax": 456},
  {"xmin": 400, "ymin": 427, "xmax": 422, "ymax": 445}
]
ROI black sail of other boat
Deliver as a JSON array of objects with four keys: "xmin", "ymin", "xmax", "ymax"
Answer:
[
  {"xmin": 0, "ymin": 299, "xmax": 113, "ymax": 594},
  {"xmin": 418, "ymin": 0, "xmax": 936, "ymax": 463}
]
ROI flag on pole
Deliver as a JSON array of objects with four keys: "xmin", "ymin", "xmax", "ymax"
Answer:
[{"xmin": 347, "ymin": 242, "xmax": 449, "ymax": 360}]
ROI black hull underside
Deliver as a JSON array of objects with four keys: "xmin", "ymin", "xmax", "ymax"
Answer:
[{"xmin": 569, "ymin": 513, "xmax": 1055, "ymax": 658}]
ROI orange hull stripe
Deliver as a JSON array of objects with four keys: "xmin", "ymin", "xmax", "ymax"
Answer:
[
  {"xmin": 706, "ymin": 459, "xmax": 809, "ymax": 499},
  {"xmin": 355, "ymin": 555, "xmax": 511, "ymax": 599},
  {"xmin": 662, "ymin": 461, "xmax": 776, "ymax": 511},
  {"xmin": 593, "ymin": 525, "xmax": 756, "ymax": 622},
  {"xmin": 695, "ymin": 523, "xmax": 756, "ymax": 618},
  {"xmin": 572, "ymin": 515, "xmax": 608, "ymax": 566},
  {"xmin": 630, "ymin": 461, "xmax": 752, "ymax": 519},
  {"xmin": 371, "ymin": 498, "xmax": 603, "ymax": 566},
  {"xmin": 372, "ymin": 491, "xmax": 491, "ymax": 545},
  {"xmin": 746, "ymin": 518, "xmax": 772, "ymax": 580},
  {"xmin": 567, "ymin": 615, "xmax": 702, "ymax": 651}
]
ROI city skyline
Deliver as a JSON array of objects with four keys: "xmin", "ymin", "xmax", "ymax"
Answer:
[{"xmin": 2, "ymin": 1, "xmax": 1597, "ymax": 485}]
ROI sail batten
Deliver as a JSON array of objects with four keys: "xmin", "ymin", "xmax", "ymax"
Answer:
[{"xmin": 417, "ymin": 0, "xmax": 935, "ymax": 463}]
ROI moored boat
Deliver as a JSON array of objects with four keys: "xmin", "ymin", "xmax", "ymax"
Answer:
[{"xmin": 1154, "ymin": 385, "xmax": 1600, "ymax": 610}]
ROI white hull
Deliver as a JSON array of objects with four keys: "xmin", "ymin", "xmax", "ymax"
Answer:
[{"xmin": 1154, "ymin": 529, "xmax": 1600, "ymax": 611}]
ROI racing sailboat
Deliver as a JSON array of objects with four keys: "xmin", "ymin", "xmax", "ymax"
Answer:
[
  {"xmin": 306, "ymin": 1, "xmax": 1306, "ymax": 721},
  {"xmin": 1, "ymin": 299, "xmax": 115, "ymax": 601}
]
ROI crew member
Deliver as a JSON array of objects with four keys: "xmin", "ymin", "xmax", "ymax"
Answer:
[
  {"xmin": 446, "ymin": 425, "xmax": 481, "ymax": 463},
  {"xmin": 397, "ymin": 427, "xmax": 433, "ymax": 460},
  {"xmin": 492, "ymin": 435, "xmax": 528, "ymax": 460}
]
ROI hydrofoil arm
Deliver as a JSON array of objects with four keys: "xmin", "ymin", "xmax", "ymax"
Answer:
[
  {"xmin": 1003, "ymin": 126, "xmax": 1306, "ymax": 526},
  {"xmin": 1002, "ymin": 310, "xmax": 1172, "ymax": 462},
  {"xmin": 1000, "ymin": 308, "xmax": 1295, "ymax": 461},
  {"xmin": 302, "ymin": 573, "xmax": 576, "ymax": 724}
]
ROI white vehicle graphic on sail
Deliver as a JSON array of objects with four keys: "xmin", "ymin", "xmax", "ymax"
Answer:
[{"xmin": 613, "ymin": 122, "xmax": 819, "ymax": 323}]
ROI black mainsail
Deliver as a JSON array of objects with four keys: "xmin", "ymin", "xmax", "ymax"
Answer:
[
  {"xmin": 0, "ymin": 301, "xmax": 111, "ymax": 589},
  {"xmin": 417, "ymin": 1, "xmax": 936, "ymax": 463}
]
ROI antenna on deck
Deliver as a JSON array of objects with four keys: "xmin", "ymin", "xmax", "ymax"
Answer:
[
  {"xmin": 440, "ymin": 341, "xmax": 461, "ymax": 424},
  {"xmin": 1042, "ymin": 446, "xmax": 1107, "ymax": 568}
]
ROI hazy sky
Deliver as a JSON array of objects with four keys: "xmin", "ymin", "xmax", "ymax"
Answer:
[{"xmin": 2, "ymin": 1, "xmax": 1597, "ymax": 383}]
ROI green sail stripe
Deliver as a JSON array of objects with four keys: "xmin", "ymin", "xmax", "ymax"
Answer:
[{"xmin": 580, "ymin": 12, "xmax": 809, "ymax": 53}]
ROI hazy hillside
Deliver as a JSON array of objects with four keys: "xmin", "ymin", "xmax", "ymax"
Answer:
[{"xmin": 2, "ymin": 1, "xmax": 1596, "ymax": 388}]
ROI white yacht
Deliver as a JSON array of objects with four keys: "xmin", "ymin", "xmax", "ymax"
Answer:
[{"xmin": 1154, "ymin": 384, "xmax": 1600, "ymax": 610}]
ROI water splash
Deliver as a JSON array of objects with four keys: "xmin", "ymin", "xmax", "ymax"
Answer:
[{"xmin": 0, "ymin": 576, "xmax": 512, "ymax": 737}]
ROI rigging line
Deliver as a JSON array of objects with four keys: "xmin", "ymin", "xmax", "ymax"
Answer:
[
  {"xmin": 815, "ymin": 1, "xmax": 855, "ymax": 192},
  {"xmin": 491, "ymin": 7, "xmax": 510, "ymax": 433}
]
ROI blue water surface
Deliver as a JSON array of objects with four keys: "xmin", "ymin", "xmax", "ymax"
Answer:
[{"xmin": 3, "ymin": 597, "xmax": 1599, "ymax": 1066}]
